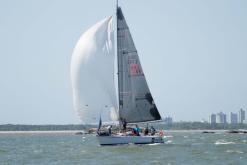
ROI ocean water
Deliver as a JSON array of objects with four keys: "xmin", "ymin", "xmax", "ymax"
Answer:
[{"xmin": 0, "ymin": 131, "xmax": 247, "ymax": 165}]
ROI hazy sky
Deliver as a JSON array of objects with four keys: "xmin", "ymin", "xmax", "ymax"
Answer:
[{"xmin": 0, "ymin": 0, "xmax": 247, "ymax": 124}]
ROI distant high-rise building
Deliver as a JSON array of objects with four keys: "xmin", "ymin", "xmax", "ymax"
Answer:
[
  {"xmin": 229, "ymin": 112, "xmax": 238, "ymax": 124},
  {"xmin": 216, "ymin": 112, "xmax": 227, "ymax": 124},
  {"xmin": 164, "ymin": 117, "xmax": 173, "ymax": 124},
  {"xmin": 238, "ymin": 109, "xmax": 245, "ymax": 124},
  {"xmin": 209, "ymin": 114, "xmax": 216, "ymax": 124}
]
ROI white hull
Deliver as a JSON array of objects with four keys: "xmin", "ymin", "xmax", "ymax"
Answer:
[{"xmin": 97, "ymin": 135, "xmax": 164, "ymax": 145}]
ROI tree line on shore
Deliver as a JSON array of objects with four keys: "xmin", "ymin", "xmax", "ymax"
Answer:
[{"xmin": 1, "ymin": 122, "xmax": 247, "ymax": 131}]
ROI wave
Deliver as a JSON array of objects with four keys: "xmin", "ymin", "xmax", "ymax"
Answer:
[
  {"xmin": 163, "ymin": 135, "xmax": 173, "ymax": 138},
  {"xmin": 165, "ymin": 140, "xmax": 173, "ymax": 144},
  {"xmin": 148, "ymin": 143, "xmax": 163, "ymax": 146},
  {"xmin": 215, "ymin": 139, "xmax": 235, "ymax": 145},
  {"xmin": 226, "ymin": 150, "xmax": 244, "ymax": 154}
]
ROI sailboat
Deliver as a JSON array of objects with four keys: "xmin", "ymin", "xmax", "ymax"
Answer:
[{"xmin": 71, "ymin": 1, "xmax": 164, "ymax": 145}]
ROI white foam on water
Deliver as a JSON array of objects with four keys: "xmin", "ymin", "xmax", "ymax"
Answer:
[
  {"xmin": 148, "ymin": 143, "xmax": 162, "ymax": 146},
  {"xmin": 163, "ymin": 135, "xmax": 173, "ymax": 138},
  {"xmin": 165, "ymin": 140, "xmax": 173, "ymax": 144},
  {"xmin": 215, "ymin": 139, "xmax": 235, "ymax": 145},
  {"xmin": 226, "ymin": 150, "xmax": 244, "ymax": 154},
  {"xmin": 236, "ymin": 150, "xmax": 244, "ymax": 154},
  {"xmin": 226, "ymin": 150, "xmax": 234, "ymax": 153}
]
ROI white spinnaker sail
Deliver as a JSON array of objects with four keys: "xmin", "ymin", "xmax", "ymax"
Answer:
[{"xmin": 71, "ymin": 16, "xmax": 118, "ymax": 124}]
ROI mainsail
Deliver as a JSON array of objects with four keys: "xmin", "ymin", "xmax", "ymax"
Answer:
[
  {"xmin": 117, "ymin": 7, "xmax": 161, "ymax": 123},
  {"xmin": 71, "ymin": 16, "xmax": 118, "ymax": 124}
]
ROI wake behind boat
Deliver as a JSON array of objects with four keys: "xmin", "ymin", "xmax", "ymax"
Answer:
[{"xmin": 71, "ymin": 1, "xmax": 164, "ymax": 145}]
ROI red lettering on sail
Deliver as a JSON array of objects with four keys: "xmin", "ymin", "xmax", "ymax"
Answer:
[{"xmin": 130, "ymin": 63, "xmax": 140, "ymax": 76}]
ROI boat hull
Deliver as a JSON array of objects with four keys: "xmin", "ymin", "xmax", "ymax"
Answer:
[{"xmin": 97, "ymin": 135, "xmax": 164, "ymax": 145}]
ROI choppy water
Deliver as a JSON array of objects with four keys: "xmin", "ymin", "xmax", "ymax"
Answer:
[{"xmin": 0, "ymin": 131, "xmax": 247, "ymax": 165}]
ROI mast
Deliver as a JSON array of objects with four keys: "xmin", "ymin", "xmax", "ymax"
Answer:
[{"xmin": 116, "ymin": 0, "xmax": 121, "ymax": 123}]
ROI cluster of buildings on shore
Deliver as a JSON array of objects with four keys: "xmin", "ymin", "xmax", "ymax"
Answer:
[
  {"xmin": 209, "ymin": 108, "xmax": 246, "ymax": 124},
  {"xmin": 163, "ymin": 116, "xmax": 173, "ymax": 124}
]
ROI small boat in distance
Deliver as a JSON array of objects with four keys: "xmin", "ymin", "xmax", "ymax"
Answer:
[
  {"xmin": 227, "ymin": 130, "xmax": 247, "ymax": 134},
  {"xmin": 202, "ymin": 131, "xmax": 215, "ymax": 134},
  {"xmin": 71, "ymin": 1, "xmax": 164, "ymax": 145}
]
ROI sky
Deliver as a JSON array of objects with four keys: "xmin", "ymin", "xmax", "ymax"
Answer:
[{"xmin": 0, "ymin": 0, "xmax": 247, "ymax": 124}]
